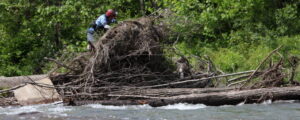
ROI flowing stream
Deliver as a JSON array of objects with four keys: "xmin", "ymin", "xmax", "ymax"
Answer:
[{"xmin": 0, "ymin": 100, "xmax": 300, "ymax": 120}]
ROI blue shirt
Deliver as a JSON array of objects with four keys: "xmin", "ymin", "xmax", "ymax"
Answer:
[{"xmin": 87, "ymin": 14, "xmax": 116, "ymax": 33}]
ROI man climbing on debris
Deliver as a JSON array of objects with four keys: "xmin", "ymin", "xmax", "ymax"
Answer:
[{"xmin": 87, "ymin": 9, "xmax": 117, "ymax": 51}]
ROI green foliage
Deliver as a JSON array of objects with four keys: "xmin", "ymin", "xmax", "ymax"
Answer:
[
  {"xmin": 211, "ymin": 48, "xmax": 246, "ymax": 72},
  {"xmin": 1, "ymin": 0, "xmax": 300, "ymax": 77},
  {"xmin": 163, "ymin": 0, "xmax": 300, "ymax": 73},
  {"xmin": 275, "ymin": 4, "xmax": 300, "ymax": 36},
  {"xmin": 276, "ymin": 35, "xmax": 300, "ymax": 55},
  {"xmin": 0, "ymin": 0, "xmax": 157, "ymax": 76}
]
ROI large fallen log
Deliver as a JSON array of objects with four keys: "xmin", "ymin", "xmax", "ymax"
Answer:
[
  {"xmin": 0, "ymin": 74, "xmax": 47, "ymax": 88},
  {"xmin": 68, "ymin": 86, "xmax": 300, "ymax": 107}
]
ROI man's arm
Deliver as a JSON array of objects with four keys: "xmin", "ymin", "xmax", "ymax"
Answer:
[
  {"xmin": 104, "ymin": 25, "xmax": 110, "ymax": 29},
  {"xmin": 111, "ymin": 19, "xmax": 117, "ymax": 23}
]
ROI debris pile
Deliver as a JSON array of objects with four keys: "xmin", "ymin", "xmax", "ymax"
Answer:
[
  {"xmin": 1, "ymin": 17, "xmax": 299, "ymax": 107},
  {"xmin": 50, "ymin": 17, "xmax": 181, "ymax": 101},
  {"xmin": 47, "ymin": 18, "xmax": 300, "ymax": 105}
]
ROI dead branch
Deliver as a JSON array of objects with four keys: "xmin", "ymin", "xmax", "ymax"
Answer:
[
  {"xmin": 44, "ymin": 57, "xmax": 78, "ymax": 72},
  {"xmin": 0, "ymin": 74, "xmax": 47, "ymax": 88},
  {"xmin": 0, "ymin": 84, "xmax": 27, "ymax": 94},
  {"xmin": 239, "ymin": 46, "xmax": 282, "ymax": 89},
  {"xmin": 140, "ymin": 70, "xmax": 255, "ymax": 88}
]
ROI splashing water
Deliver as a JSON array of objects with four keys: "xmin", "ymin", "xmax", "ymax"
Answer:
[{"xmin": 0, "ymin": 101, "xmax": 300, "ymax": 120}]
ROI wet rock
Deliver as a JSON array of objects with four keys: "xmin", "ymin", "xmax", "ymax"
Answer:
[{"xmin": 13, "ymin": 78, "xmax": 61, "ymax": 105}]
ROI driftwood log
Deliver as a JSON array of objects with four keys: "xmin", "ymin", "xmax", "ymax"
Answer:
[
  {"xmin": 69, "ymin": 86, "xmax": 300, "ymax": 107},
  {"xmin": 0, "ymin": 74, "xmax": 47, "ymax": 88}
]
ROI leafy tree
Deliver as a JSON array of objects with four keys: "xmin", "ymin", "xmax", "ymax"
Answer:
[
  {"xmin": 0, "ymin": 0, "xmax": 299, "ymax": 77},
  {"xmin": 161, "ymin": 0, "xmax": 300, "ymax": 72}
]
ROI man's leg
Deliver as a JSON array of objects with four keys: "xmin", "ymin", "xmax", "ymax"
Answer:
[{"xmin": 87, "ymin": 32, "xmax": 95, "ymax": 50}]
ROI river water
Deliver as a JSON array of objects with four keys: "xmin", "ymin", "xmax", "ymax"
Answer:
[{"xmin": 0, "ymin": 100, "xmax": 300, "ymax": 120}]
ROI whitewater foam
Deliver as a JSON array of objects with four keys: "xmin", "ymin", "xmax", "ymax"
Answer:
[
  {"xmin": 0, "ymin": 105, "xmax": 39, "ymax": 115},
  {"xmin": 85, "ymin": 103, "xmax": 207, "ymax": 110},
  {"xmin": 49, "ymin": 106, "xmax": 72, "ymax": 113},
  {"xmin": 237, "ymin": 101, "xmax": 245, "ymax": 106},
  {"xmin": 85, "ymin": 104, "xmax": 152, "ymax": 110},
  {"xmin": 261, "ymin": 99, "xmax": 272, "ymax": 105},
  {"xmin": 158, "ymin": 103, "xmax": 206, "ymax": 110},
  {"xmin": 273, "ymin": 100, "xmax": 297, "ymax": 103}
]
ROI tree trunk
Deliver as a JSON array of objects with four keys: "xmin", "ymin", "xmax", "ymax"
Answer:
[
  {"xmin": 54, "ymin": 22, "xmax": 62, "ymax": 48},
  {"xmin": 68, "ymin": 86, "xmax": 300, "ymax": 107},
  {"xmin": 139, "ymin": 0, "xmax": 145, "ymax": 15}
]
